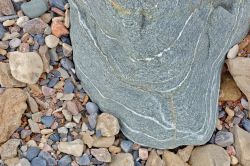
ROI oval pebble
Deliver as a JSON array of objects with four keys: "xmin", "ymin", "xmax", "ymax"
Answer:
[
  {"xmin": 227, "ymin": 44, "xmax": 239, "ymax": 59},
  {"xmin": 45, "ymin": 35, "xmax": 59, "ymax": 48},
  {"xmin": 31, "ymin": 157, "xmax": 46, "ymax": 166},
  {"xmin": 242, "ymin": 118, "xmax": 250, "ymax": 132},
  {"xmin": 86, "ymin": 102, "xmax": 99, "ymax": 114},
  {"xmin": 9, "ymin": 38, "xmax": 21, "ymax": 48},
  {"xmin": 26, "ymin": 147, "xmax": 41, "ymax": 161}
]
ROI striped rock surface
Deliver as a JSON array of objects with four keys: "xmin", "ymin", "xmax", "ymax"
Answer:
[{"xmin": 69, "ymin": 0, "xmax": 250, "ymax": 148}]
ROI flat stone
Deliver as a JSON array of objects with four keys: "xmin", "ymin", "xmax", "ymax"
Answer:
[
  {"xmin": 91, "ymin": 148, "xmax": 111, "ymax": 162},
  {"xmin": 23, "ymin": 18, "xmax": 48, "ymax": 35},
  {"xmin": 0, "ymin": 139, "xmax": 20, "ymax": 160},
  {"xmin": 58, "ymin": 139, "xmax": 85, "ymax": 157},
  {"xmin": 0, "ymin": 62, "xmax": 26, "ymax": 88},
  {"xmin": 31, "ymin": 157, "xmax": 46, "ymax": 166},
  {"xmin": 109, "ymin": 153, "xmax": 134, "ymax": 166},
  {"xmin": 0, "ymin": 0, "xmax": 15, "ymax": 16},
  {"xmin": 49, "ymin": 0, "xmax": 67, "ymax": 11},
  {"xmin": 0, "ymin": 88, "xmax": 27, "ymax": 144},
  {"xmin": 51, "ymin": 20, "xmax": 69, "ymax": 37},
  {"xmin": 70, "ymin": 0, "xmax": 250, "ymax": 148},
  {"xmin": 0, "ymin": 24, "xmax": 6, "ymax": 39},
  {"xmin": 215, "ymin": 131, "xmax": 234, "ymax": 147},
  {"xmin": 120, "ymin": 140, "xmax": 133, "ymax": 153},
  {"xmin": 9, "ymin": 38, "xmax": 21, "ymax": 48},
  {"xmin": 9, "ymin": 51, "xmax": 43, "ymax": 84},
  {"xmin": 66, "ymin": 101, "xmax": 79, "ymax": 115},
  {"xmin": 62, "ymin": 109, "xmax": 72, "ymax": 121},
  {"xmin": 4, "ymin": 157, "xmax": 19, "ymax": 166},
  {"xmin": 233, "ymin": 125, "xmax": 250, "ymax": 166},
  {"xmin": 26, "ymin": 147, "xmax": 40, "ymax": 161},
  {"xmin": 41, "ymin": 116, "xmax": 55, "ymax": 128},
  {"xmin": 16, "ymin": 16, "xmax": 29, "ymax": 28},
  {"xmin": 21, "ymin": 0, "xmax": 48, "ymax": 18},
  {"xmin": 27, "ymin": 95, "xmax": 39, "ymax": 113},
  {"xmin": 92, "ymin": 136, "xmax": 115, "ymax": 148},
  {"xmin": 146, "ymin": 150, "xmax": 164, "ymax": 166},
  {"xmin": 77, "ymin": 154, "xmax": 90, "ymax": 166},
  {"xmin": 227, "ymin": 44, "xmax": 239, "ymax": 59},
  {"xmin": 189, "ymin": 144, "xmax": 230, "ymax": 166},
  {"xmin": 64, "ymin": 79, "xmax": 74, "ymax": 94},
  {"xmin": 96, "ymin": 113, "xmax": 120, "ymax": 137},
  {"xmin": 227, "ymin": 57, "xmax": 250, "ymax": 110},
  {"xmin": 38, "ymin": 151, "xmax": 57, "ymax": 166}
]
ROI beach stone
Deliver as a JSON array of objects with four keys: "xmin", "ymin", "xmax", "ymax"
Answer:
[
  {"xmin": 58, "ymin": 139, "xmax": 85, "ymax": 157},
  {"xmin": 0, "ymin": 62, "xmax": 26, "ymax": 88},
  {"xmin": 66, "ymin": 101, "xmax": 79, "ymax": 115},
  {"xmin": 4, "ymin": 158, "xmax": 19, "ymax": 166},
  {"xmin": 82, "ymin": 132, "xmax": 94, "ymax": 148},
  {"xmin": 45, "ymin": 35, "xmax": 59, "ymax": 48},
  {"xmin": 233, "ymin": 125, "xmax": 250, "ymax": 166},
  {"xmin": 28, "ymin": 119, "xmax": 41, "ymax": 133},
  {"xmin": 16, "ymin": 16, "xmax": 29, "ymax": 28},
  {"xmin": 120, "ymin": 140, "xmax": 133, "ymax": 153},
  {"xmin": 0, "ymin": 24, "xmax": 5, "ymax": 39},
  {"xmin": 38, "ymin": 151, "xmax": 56, "ymax": 166},
  {"xmin": 146, "ymin": 150, "xmax": 164, "ymax": 166},
  {"xmin": 227, "ymin": 57, "xmax": 250, "ymax": 111},
  {"xmin": 31, "ymin": 157, "xmax": 46, "ymax": 166},
  {"xmin": 64, "ymin": 79, "xmax": 74, "ymax": 94},
  {"xmin": 189, "ymin": 144, "xmax": 230, "ymax": 166},
  {"xmin": 9, "ymin": 38, "xmax": 21, "ymax": 48},
  {"xmin": 9, "ymin": 51, "xmax": 43, "ymax": 84},
  {"xmin": 62, "ymin": 43, "xmax": 72, "ymax": 57},
  {"xmin": 23, "ymin": 18, "xmax": 48, "ymax": 35},
  {"xmin": 139, "ymin": 148, "xmax": 148, "ymax": 160},
  {"xmin": 77, "ymin": 154, "xmax": 90, "ymax": 166},
  {"xmin": 109, "ymin": 153, "xmax": 134, "ymax": 166},
  {"xmin": 21, "ymin": 0, "xmax": 48, "ymax": 18},
  {"xmin": 70, "ymin": 0, "xmax": 250, "ymax": 148},
  {"xmin": 51, "ymin": 20, "xmax": 69, "ymax": 37},
  {"xmin": 26, "ymin": 147, "xmax": 40, "ymax": 161},
  {"xmin": 92, "ymin": 136, "xmax": 115, "ymax": 148},
  {"xmin": 227, "ymin": 44, "xmax": 239, "ymax": 59},
  {"xmin": 16, "ymin": 158, "xmax": 31, "ymax": 166},
  {"xmin": 177, "ymin": 145, "xmax": 194, "ymax": 162},
  {"xmin": 96, "ymin": 113, "xmax": 120, "ymax": 137},
  {"xmin": 41, "ymin": 116, "xmax": 55, "ymax": 128},
  {"xmin": 215, "ymin": 131, "xmax": 234, "ymax": 147},
  {"xmin": 242, "ymin": 118, "xmax": 250, "ymax": 132},
  {"xmin": 60, "ymin": 58, "xmax": 74, "ymax": 71},
  {"xmin": 162, "ymin": 151, "xmax": 187, "ymax": 166},
  {"xmin": 0, "ymin": 0, "xmax": 15, "ymax": 16},
  {"xmin": 91, "ymin": 148, "xmax": 111, "ymax": 162},
  {"xmin": 49, "ymin": 0, "xmax": 67, "ymax": 11},
  {"xmin": 58, "ymin": 155, "xmax": 71, "ymax": 166},
  {"xmin": 0, "ymin": 88, "xmax": 27, "ymax": 144},
  {"xmin": 219, "ymin": 72, "xmax": 242, "ymax": 101},
  {"xmin": 0, "ymin": 139, "xmax": 20, "ymax": 160},
  {"xmin": 3, "ymin": 20, "xmax": 15, "ymax": 27},
  {"xmin": 86, "ymin": 102, "xmax": 99, "ymax": 114}
]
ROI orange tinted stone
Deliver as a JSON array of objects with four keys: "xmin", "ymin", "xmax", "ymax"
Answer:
[{"xmin": 51, "ymin": 20, "xmax": 69, "ymax": 37}]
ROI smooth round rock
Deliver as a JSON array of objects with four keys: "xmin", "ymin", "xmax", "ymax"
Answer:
[
  {"xmin": 21, "ymin": 0, "xmax": 48, "ymax": 18},
  {"xmin": 86, "ymin": 102, "xmax": 99, "ymax": 114},
  {"xmin": 96, "ymin": 113, "xmax": 120, "ymax": 137},
  {"xmin": 41, "ymin": 116, "xmax": 55, "ymax": 128},
  {"xmin": 227, "ymin": 44, "xmax": 239, "ymax": 59},
  {"xmin": 9, "ymin": 51, "xmax": 43, "ymax": 84},
  {"xmin": 215, "ymin": 131, "xmax": 234, "ymax": 147},
  {"xmin": 9, "ymin": 38, "xmax": 21, "ymax": 48},
  {"xmin": 242, "ymin": 118, "xmax": 250, "ymax": 132},
  {"xmin": 45, "ymin": 35, "xmax": 59, "ymax": 48},
  {"xmin": 120, "ymin": 140, "xmax": 133, "ymax": 153},
  {"xmin": 58, "ymin": 155, "xmax": 72, "ymax": 166}
]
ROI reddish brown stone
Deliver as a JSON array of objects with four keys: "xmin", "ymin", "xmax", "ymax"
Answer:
[{"xmin": 51, "ymin": 20, "xmax": 69, "ymax": 37}]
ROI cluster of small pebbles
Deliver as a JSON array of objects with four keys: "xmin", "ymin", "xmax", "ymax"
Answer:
[{"xmin": 0, "ymin": 0, "xmax": 250, "ymax": 166}]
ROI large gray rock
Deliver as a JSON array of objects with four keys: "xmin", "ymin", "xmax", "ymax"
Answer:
[{"xmin": 69, "ymin": 0, "xmax": 250, "ymax": 148}]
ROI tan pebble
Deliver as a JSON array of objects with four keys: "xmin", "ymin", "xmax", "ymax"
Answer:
[
  {"xmin": 139, "ymin": 148, "xmax": 148, "ymax": 160},
  {"xmin": 16, "ymin": 16, "xmax": 29, "ymax": 27},
  {"xmin": 3, "ymin": 19, "xmax": 16, "ymax": 26},
  {"xmin": 225, "ymin": 107, "xmax": 234, "ymax": 117},
  {"xmin": 64, "ymin": 8, "xmax": 70, "ymax": 28},
  {"xmin": 40, "ymin": 13, "xmax": 52, "ymax": 24},
  {"xmin": 109, "ymin": 146, "xmax": 121, "ymax": 154},
  {"xmin": 45, "ymin": 35, "xmax": 59, "ymax": 48},
  {"xmin": 41, "ymin": 129, "xmax": 53, "ymax": 135},
  {"xmin": 231, "ymin": 155, "xmax": 238, "ymax": 165},
  {"xmin": 0, "ymin": 48, "xmax": 7, "ymax": 55}
]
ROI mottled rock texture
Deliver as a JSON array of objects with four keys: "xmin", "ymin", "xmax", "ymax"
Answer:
[{"xmin": 69, "ymin": 0, "xmax": 250, "ymax": 148}]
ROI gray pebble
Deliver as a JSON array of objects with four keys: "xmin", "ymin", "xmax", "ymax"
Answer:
[
  {"xmin": 0, "ymin": 24, "xmax": 6, "ymax": 39},
  {"xmin": 48, "ymin": 77, "xmax": 59, "ymax": 88},
  {"xmin": 88, "ymin": 113, "xmax": 97, "ymax": 129},
  {"xmin": 58, "ymin": 155, "xmax": 72, "ymax": 166},
  {"xmin": 41, "ymin": 116, "xmax": 55, "ymax": 128},
  {"xmin": 26, "ymin": 147, "xmax": 41, "ymax": 161},
  {"xmin": 120, "ymin": 140, "xmax": 134, "ymax": 153},
  {"xmin": 38, "ymin": 151, "xmax": 57, "ymax": 166},
  {"xmin": 21, "ymin": 0, "xmax": 48, "ymax": 18},
  {"xmin": 9, "ymin": 38, "xmax": 21, "ymax": 48},
  {"xmin": 21, "ymin": 129, "xmax": 32, "ymax": 139},
  {"xmin": 64, "ymin": 79, "xmax": 74, "ymax": 94},
  {"xmin": 77, "ymin": 154, "xmax": 90, "ymax": 166},
  {"xmin": 86, "ymin": 102, "xmax": 99, "ymax": 114},
  {"xmin": 60, "ymin": 58, "xmax": 74, "ymax": 71},
  {"xmin": 215, "ymin": 131, "xmax": 234, "ymax": 147},
  {"xmin": 39, "ymin": 79, "xmax": 50, "ymax": 86},
  {"xmin": 31, "ymin": 157, "xmax": 46, "ymax": 166},
  {"xmin": 49, "ymin": 0, "xmax": 67, "ymax": 11},
  {"xmin": 242, "ymin": 118, "xmax": 250, "ymax": 132}
]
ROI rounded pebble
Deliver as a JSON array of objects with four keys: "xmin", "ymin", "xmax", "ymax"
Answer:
[
  {"xmin": 45, "ymin": 35, "xmax": 59, "ymax": 48},
  {"xmin": 86, "ymin": 102, "xmax": 99, "ymax": 114}
]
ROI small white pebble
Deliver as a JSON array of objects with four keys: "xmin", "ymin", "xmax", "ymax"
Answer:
[{"xmin": 227, "ymin": 44, "xmax": 239, "ymax": 59}]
